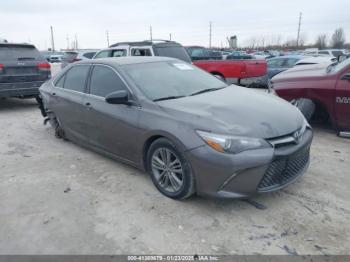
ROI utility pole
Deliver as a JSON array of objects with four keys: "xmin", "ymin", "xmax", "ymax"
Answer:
[
  {"xmin": 150, "ymin": 26, "xmax": 153, "ymax": 41},
  {"xmin": 106, "ymin": 30, "xmax": 110, "ymax": 47},
  {"xmin": 50, "ymin": 26, "xmax": 55, "ymax": 52},
  {"xmin": 296, "ymin": 12, "xmax": 302, "ymax": 47},
  {"xmin": 75, "ymin": 34, "xmax": 78, "ymax": 50},
  {"xmin": 209, "ymin": 21, "xmax": 212, "ymax": 48},
  {"xmin": 169, "ymin": 33, "xmax": 172, "ymax": 41},
  {"xmin": 66, "ymin": 34, "xmax": 70, "ymax": 50}
]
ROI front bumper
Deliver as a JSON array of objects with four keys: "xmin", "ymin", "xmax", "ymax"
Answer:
[
  {"xmin": 239, "ymin": 75, "xmax": 268, "ymax": 88},
  {"xmin": 185, "ymin": 129, "xmax": 313, "ymax": 198}
]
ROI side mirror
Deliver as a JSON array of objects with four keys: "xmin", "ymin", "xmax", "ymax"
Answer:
[{"xmin": 105, "ymin": 90, "xmax": 129, "ymax": 104}]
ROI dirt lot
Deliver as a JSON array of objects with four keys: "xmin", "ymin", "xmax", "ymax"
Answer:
[{"xmin": 0, "ymin": 98, "xmax": 349, "ymax": 255}]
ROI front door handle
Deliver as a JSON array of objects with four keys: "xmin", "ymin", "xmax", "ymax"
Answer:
[
  {"xmin": 85, "ymin": 102, "xmax": 91, "ymax": 106},
  {"xmin": 52, "ymin": 92, "xmax": 56, "ymax": 96}
]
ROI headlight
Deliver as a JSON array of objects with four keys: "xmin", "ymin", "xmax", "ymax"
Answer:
[{"xmin": 196, "ymin": 130, "xmax": 272, "ymax": 154}]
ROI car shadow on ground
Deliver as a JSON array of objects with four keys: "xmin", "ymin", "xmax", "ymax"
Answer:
[{"xmin": 0, "ymin": 98, "xmax": 38, "ymax": 111}]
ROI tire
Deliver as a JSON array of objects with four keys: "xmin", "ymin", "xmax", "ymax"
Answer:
[
  {"xmin": 213, "ymin": 74, "xmax": 226, "ymax": 83},
  {"xmin": 146, "ymin": 138, "xmax": 195, "ymax": 200},
  {"xmin": 292, "ymin": 98, "xmax": 315, "ymax": 121},
  {"xmin": 48, "ymin": 112, "xmax": 66, "ymax": 140}
]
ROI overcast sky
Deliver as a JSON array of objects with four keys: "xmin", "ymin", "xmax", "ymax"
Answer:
[{"xmin": 1, "ymin": 0, "xmax": 349, "ymax": 50}]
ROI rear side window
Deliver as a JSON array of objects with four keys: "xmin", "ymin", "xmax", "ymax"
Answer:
[
  {"xmin": 83, "ymin": 52, "xmax": 96, "ymax": 59},
  {"xmin": 64, "ymin": 65, "xmax": 90, "ymax": 93},
  {"xmin": 54, "ymin": 74, "xmax": 66, "ymax": 88},
  {"xmin": 285, "ymin": 58, "xmax": 299, "ymax": 67},
  {"xmin": 0, "ymin": 45, "xmax": 43, "ymax": 61},
  {"xmin": 154, "ymin": 46, "xmax": 192, "ymax": 63},
  {"xmin": 94, "ymin": 50, "xmax": 110, "ymax": 59},
  {"xmin": 111, "ymin": 49, "xmax": 127, "ymax": 57},
  {"xmin": 267, "ymin": 59, "xmax": 284, "ymax": 68},
  {"xmin": 62, "ymin": 52, "xmax": 78, "ymax": 60},
  {"xmin": 131, "ymin": 48, "xmax": 152, "ymax": 56},
  {"xmin": 89, "ymin": 65, "xmax": 127, "ymax": 97}
]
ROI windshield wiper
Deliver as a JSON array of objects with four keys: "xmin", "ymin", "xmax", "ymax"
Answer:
[
  {"xmin": 190, "ymin": 86, "xmax": 226, "ymax": 96},
  {"xmin": 153, "ymin": 95, "xmax": 185, "ymax": 102}
]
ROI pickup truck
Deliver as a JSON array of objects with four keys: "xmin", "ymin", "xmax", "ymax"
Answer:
[
  {"xmin": 271, "ymin": 58, "xmax": 350, "ymax": 136},
  {"xmin": 186, "ymin": 47, "xmax": 267, "ymax": 87},
  {"xmin": 193, "ymin": 59, "xmax": 267, "ymax": 87}
]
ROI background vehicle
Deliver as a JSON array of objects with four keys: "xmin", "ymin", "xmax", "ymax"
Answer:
[
  {"xmin": 193, "ymin": 59, "xmax": 267, "ymax": 87},
  {"xmin": 271, "ymin": 58, "xmax": 350, "ymax": 135},
  {"xmin": 61, "ymin": 49, "xmax": 98, "ymax": 68},
  {"xmin": 93, "ymin": 40, "xmax": 192, "ymax": 63},
  {"xmin": 0, "ymin": 42, "xmax": 51, "ymax": 99},
  {"xmin": 226, "ymin": 51, "xmax": 255, "ymax": 60},
  {"xmin": 40, "ymin": 57, "xmax": 312, "ymax": 199},
  {"xmin": 186, "ymin": 46, "xmax": 223, "ymax": 61},
  {"xmin": 49, "ymin": 52, "xmax": 64, "ymax": 63},
  {"xmin": 267, "ymin": 55, "xmax": 304, "ymax": 78}
]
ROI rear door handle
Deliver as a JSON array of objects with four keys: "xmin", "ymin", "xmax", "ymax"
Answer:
[
  {"xmin": 52, "ymin": 92, "xmax": 56, "ymax": 96},
  {"xmin": 85, "ymin": 102, "xmax": 91, "ymax": 106}
]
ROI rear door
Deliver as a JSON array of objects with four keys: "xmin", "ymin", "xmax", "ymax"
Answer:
[
  {"xmin": 0, "ymin": 44, "xmax": 49, "ymax": 86},
  {"xmin": 84, "ymin": 64, "xmax": 140, "ymax": 162},
  {"xmin": 335, "ymin": 69, "xmax": 350, "ymax": 130},
  {"xmin": 51, "ymin": 64, "xmax": 90, "ymax": 142},
  {"xmin": 243, "ymin": 59, "xmax": 267, "ymax": 78}
]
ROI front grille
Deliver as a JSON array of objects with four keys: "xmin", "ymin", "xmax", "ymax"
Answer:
[{"xmin": 257, "ymin": 148, "xmax": 310, "ymax": 192}]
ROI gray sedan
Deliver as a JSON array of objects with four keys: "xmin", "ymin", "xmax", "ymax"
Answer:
[{"xmin": 39, "ymin": 57, "xmax": 313, "ymax": 199}]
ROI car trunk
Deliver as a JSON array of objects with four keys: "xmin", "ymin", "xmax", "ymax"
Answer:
[{"xmin": 0, "ymin": 44, "xmax": 50, "ymax": 84}]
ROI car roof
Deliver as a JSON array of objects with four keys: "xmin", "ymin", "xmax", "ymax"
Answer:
[
  {"xmin": 77, "ymin": 56, "xmax": 178, "ymax": 66},
  {"xmin": 0, "ymin": 42, "xmax": 36, "ymax": 48},
  {"xmin": 110, "ymin": 40, "xmax": 180, "ymax": 47},
  {"xmin": 268, "ymin": 55, "xmax": 304, "ymax": 60}
]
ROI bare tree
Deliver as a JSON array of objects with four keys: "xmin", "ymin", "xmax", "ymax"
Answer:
[
  {"xmin": 315, "ymin": 34, "xmax": 327, "ymax": 49},
  {"xmin": 331, "ymin": 28, "xmax": 346, "ymax": 48}
]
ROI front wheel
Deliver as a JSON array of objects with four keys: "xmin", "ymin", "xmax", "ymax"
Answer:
[
  {"xmin": 147, "ymin": 138, "xmax": 195, "ymax": 199},
  {"xmin": 291, "ymin": 98, "xmax": 315, "ymax": 121}
]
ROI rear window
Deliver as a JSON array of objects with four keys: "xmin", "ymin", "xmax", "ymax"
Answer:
[
  {"xmin": 0, "ymin": 44, "xmax": 43, "ymax": 61},
  {"xmin": 153, "ymin": 45, "xmax": 192, "ymax": 63}
]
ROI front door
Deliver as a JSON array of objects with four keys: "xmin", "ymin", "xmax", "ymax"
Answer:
[
  {"xmin": 83, "ymin": 65, "xmax": 140, "ymax": 163},
  {"xmin": 335, "ymin": 71, "xmax": 350, "ymax": 131}
]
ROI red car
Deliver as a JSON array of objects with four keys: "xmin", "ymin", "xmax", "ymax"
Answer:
[{"xmin": 271, "ymin": 59, "xmax": 350, "ymax": 136}]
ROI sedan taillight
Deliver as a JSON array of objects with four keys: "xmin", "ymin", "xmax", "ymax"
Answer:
[
  {"xmin": 37, "ymin": 62, "xmax": 51, "ymax": 71},
  {"xmin": 0, "ymin": 64, "xmax": 4, "ymax": 73}
]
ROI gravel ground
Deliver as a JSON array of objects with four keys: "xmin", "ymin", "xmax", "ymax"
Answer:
[{"xmin": 0, "ymin": 98, "xmax": 349, "ymax": 255}]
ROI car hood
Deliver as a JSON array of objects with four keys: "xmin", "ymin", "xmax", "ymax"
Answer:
[
  {"xmin": 272, "ymin": 65, "xmax": 328, "ymax": 82},
  {"xmin": 157, "ymin": 86, "xmax": 304, "ymax": 139}
]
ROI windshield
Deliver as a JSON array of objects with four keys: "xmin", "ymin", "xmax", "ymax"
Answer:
[
  {"xmin": 123, "ymin": 61, "xmax": 227, "ymax": 101},
  {"xmin": 328, "ymin": 58, "xmax": 350, "ymax": 73}
]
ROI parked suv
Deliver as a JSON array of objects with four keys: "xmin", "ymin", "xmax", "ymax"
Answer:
[
  {"xmin": 0, "ymin": 43, "xmax": 51, "ymax": 98},
  {"xmin": 61, "ymin": 49, "xmax": 98, "ymax": 68},
  {"xmin": 93, "ymin": 40, "xmax": 192, "ymax": 63}
]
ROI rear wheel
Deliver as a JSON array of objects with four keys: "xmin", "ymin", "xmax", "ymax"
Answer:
[
  {"xmin": 147, "ymin": 138, "xmax": 195, "ymax": 199},
  {"xmin": 291, "ymin": 98, "xmax": 315, "ymax": 121},
  {"xmin": 48, "ymin": 112, "xmax": 66, "ymax": 140},
  {"xmin": 213, "ymin": 74, "xmax": 226, "ymax": 83}
]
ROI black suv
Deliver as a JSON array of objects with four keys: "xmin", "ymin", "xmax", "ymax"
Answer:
[{"xmin": 0, "ymin": 43, "xmax": 51, "ymax": 99}]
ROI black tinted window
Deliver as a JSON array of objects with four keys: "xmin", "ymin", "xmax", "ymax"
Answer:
[
  {"xmin": 90, "ymin": 66, "xmax": 126, "ymax": 97},
  {"xmin": 83, "ymin": 52, "xmax": 96, "ymax": 59},
  {"xmin": 154, "ymin": 46, "xmax": 192, "ymax": 63},
  {"xmin": 64, "ymin": 65, "xmax": 90, "ymax": 93},
  {"xmin": 131, "ymin": 48, "xmax": 152, "ymax": 56},
  {"xmin": 0, "ymin": 44, "xmax": 43, "ymax": 61}
]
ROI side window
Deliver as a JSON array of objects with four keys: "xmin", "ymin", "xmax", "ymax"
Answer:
[
  {"xmin": 83, "ymin": 52, "xmax": 96, "ymax": 59},
  {"xmin": 318, "ymin": 51, "xmax": 329, "ymax": 55},
  {"xmin": 285, "ymin": 58, "xmax": 298, "ymax": 67},
  {"xmin": 63, "ymin": 65, "xmax": 90, "ymax": 93},
  {"xmin": 111, "ymin": 49, "xmax": 127, "ymax": 57},
  {"xmin": 131, "ymin": 48, "xmax": 152, "ymax": 56},
  {"xmin": 267, "ymin": 59, "xmax": 284, "ymax": 68},
  {"xmin": 94, "ymin": 50, "xmax": 110, "ymax": 59},
  {"xmin": 54, "ymin": 74, "xmax": 66, "ymax": 88},
  {"xmin": 90, "ymin": 65, "xmax": 127, "ymax": 97}
]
